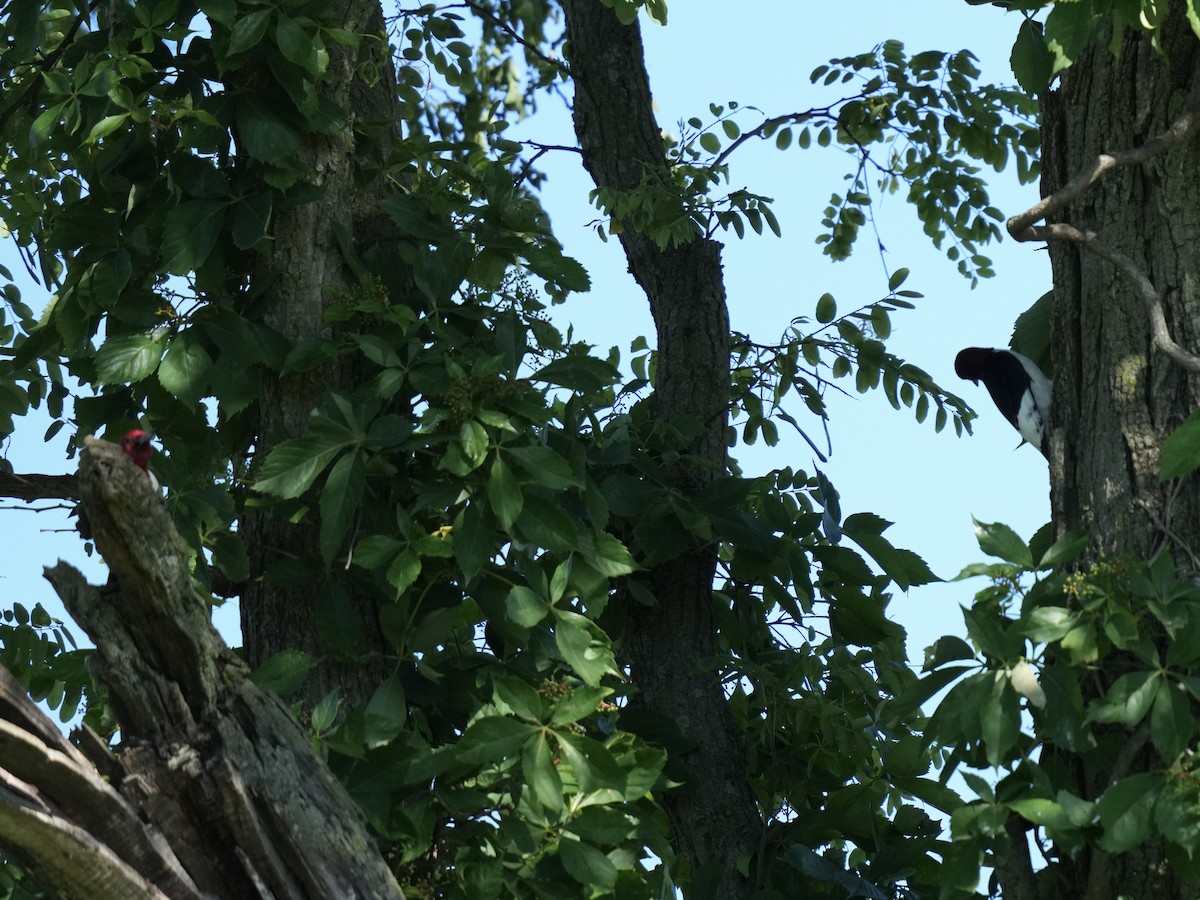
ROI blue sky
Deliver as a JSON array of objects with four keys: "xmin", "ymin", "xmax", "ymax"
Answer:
[
  {"xmin": 0, "ymin": 1, "xmax": 1050, "ymax": 679},
  {"xmin": 519, "ymin": 0, "xmax": 1053, "ymax": 661}
]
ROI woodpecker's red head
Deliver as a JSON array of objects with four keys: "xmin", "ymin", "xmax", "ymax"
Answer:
[{"xmin": 119, "ymin": 429, "xmax": 155, "ymax": 473}]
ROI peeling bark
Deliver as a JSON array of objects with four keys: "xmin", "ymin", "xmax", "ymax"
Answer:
[
  {"xmin": 0, "ymin": 438, "xmax": 402, "ymax": 899},
  {"xmin": 561, "ymin": 2, "xmax": 761, "ymax": 896}
]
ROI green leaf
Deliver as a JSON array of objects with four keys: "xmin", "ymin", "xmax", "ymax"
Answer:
[
  {"xmin": 1021, "ymin": 606, "xmax": 1077, "ymax": 643},
  {"xmin": 1044, "ymin": 0, "xmax": 1098, "ymax": 72},
  {"xmin": 352, "ymin": 535, "xmax": 402, "ymax": 569},
  {"xmin": 158, "ymin": 333, "xmax": 213, "ymax": 404},
  {"xmin": 583, "ymin": 532, "xmax": 637, "ymax": 578},
  {"xmin": 514, "ymin": 494, "xmax": 579, "ymax": 553},
  {"xmin": 227, "ymin": 8, "xmax": 272, "ymax": 54},
  {"xmin": 363, "ymin": 675, "xmax": 407, "ymax": 749},
  {"xmin": 255, "ymin": 436, "xmax": 347, "ymax": 499},
  {"xmin": 815, "ymin": 292, "xmax": 837, "ymax": 323},
  {"xmin": 699, "ymin": 132, "xmax": 721, "ymax": 154},
  {"xmin": 314, "ymin": 582, "xmax": 364, "ymax": 656},
  {"xmin": 250, "ymin": 649, "xmax": 318, "ymax": 695},
  {"xmin": 1188, "ymin": 0, "xmax": 1200, "ymax": 41},
  {"xmin": 556, "ymin": 732, "xmax": 628, "ymax": 796},
  {"xmin": 506, "ymin": 586, "xmax": 549, "ymax": 628},
  {"xmin": 522, "ymin": 730, "xmax": 563, "ymax": 813},
  {"xmin": 1061, "ymin": 622, "xmax": 1099, "ymax": 664},
  {"xmin": 1008, "ymin": 798, "xmax": 1071, "ymax": 830},
  {"xmin": 559, "ymin": 838, "xmax": 618, "ymax": 889},
  {"xmin": 1009, "ymin": 19, "xmax": 1055, "ymax": 95},
  {"xmin": 86, "ymin": 113, "xmax": 128, "ymax": 144},
  {"xmin": 1087, "ymin": 671, "xmax": 1159, "ymax": 726},
  {"xmin": 842, "ymin": 513, "xmax": 938, "ymax": 589},
  {"xmin": 1156, "ymin": 779, "xmax": 1200, "ymax": 848},
  {"xmin": 972, "ymin": 518, "xmax": 1032, "ymax": 567},
  {"xmin": 1010, "ymin": 289, "xmax": 1054, "ymax": 376},
  {"xmin": 459, "ymin": 420, "xmax": 489, "ymax": 472},
  {"xmin": 493, "ymin": 677, "xmax": 542, "ymax": 721},
  {"xmin": 236, "ymin": 95, "xmax": 301, "ymax": 164},
  {"xmin": 530, "ymin": 355, "xmax": 620, "ymax": 393},
  {"xmin": 781, "ymin": 844, "xmax": 888, "ymax": 900},
  {"xmin": 198, "ymin": 0, "xmax": 236, "ymax": 26},
  {"xmin": 386, "ymin": 550, "xmax": 421, "ymax": 597},
  {"xmin": 888, "ymin": 665, "xmax": 972, "ymax": 725},
  {"xmin": 1150, "ymin": 679, "xmax": 1191, "ymax": 760},
  {"xmin": 275, "ymin": 14, "xmax": 317, "ymax": 69},
  {"xmin": 95, "ymin": 334, "xmax": 162, "ymax": 385},
  {"xmin": 487, "ymin": 456, "xmax": 523, "ymax": 531},
  {"xmin": 923, "ymin": 636, "xmax": 976, "ymax": 669},
  {"xmin": 212, "ymin": 532, "xmax": 250, "ymax": 583},
  {"xmin": 1160, "ymin": 409, "xmax": 1200, "ymax": 480},
  {"xmin": 981, "ymin": 672, "xmax": 1020, "ymax": 766},
  {"xmin": 1096, "ymin": 773, "xmax": 1163, "ymax": 854},
  {"xmin": 161, "ymin": 200, "xmax": 225, "ymax": 275},
  {"xmin": 1037, "ymin": 529, "xmax": 1089, "ymax": 567},
  {"xmin": 554, "ymin": 609, "xmax": 613, "ymax": 686},
  {"xmin": 505, "ymin": 446, "xmax": 581, "ymax": 489},
  {"xmin": 352, "ymin": 334, "xmax": 402, "ymax": 368},
  {"xmin": 550, "ymin": 685, "xmax": 612, "ymax": 726},
  {"xmin": 232, "ymin": 192, "xmax": 274, "ymax": 249},
  {"xmin": 454, "ymin": 501, "xmax": 495, "ymax": 582},
  {"xmin": 456, "ymin": 715, "xmax": 535, "ymax": 766},
  {"xmin": 311, "ymin": 689, "xmax": 340, "ymax": 733}
]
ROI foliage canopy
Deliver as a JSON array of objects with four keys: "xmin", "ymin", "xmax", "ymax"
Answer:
[{"xmin": 5, "ymin": 0, "xmax": 1197, "ymax": 898}]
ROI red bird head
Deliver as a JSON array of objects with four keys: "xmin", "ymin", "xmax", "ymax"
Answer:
[{"xmin": 119, "ymin": 429, "xmax": 155, "ymax": 473}]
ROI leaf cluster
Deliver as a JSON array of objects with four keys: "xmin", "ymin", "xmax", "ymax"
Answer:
[
  {"xmin": 0, "ymin": 3, "xmax": 1052, "ymax": 897},
  {"xmin": 1005, "ymin": 0, "xmax": 1200, "ymax": 94},
  {"xmin": 907, "ymin": 521, "xmax": 1200, "ymax": 894}
]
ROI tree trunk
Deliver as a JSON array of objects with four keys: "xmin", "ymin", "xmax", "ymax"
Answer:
[
  {"xmin": 1021, "ymin": 10, "xmax": 1200, "ymax": 899},
  {"xmin": 561, "ymin": 2, "xmax": 762, "ymax": 896},
  {"xmin": 238, "ymin": 0, "xmax": 401, "ymax": 704},
  {"xmin": 1045, "ymin": 14, "xmax": 1200, "ymax": 564}
]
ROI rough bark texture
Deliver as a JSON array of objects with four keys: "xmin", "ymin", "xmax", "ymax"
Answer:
[
  {"xmin": 561, "ymin": 2, "xmax": 762, "ymax": 896},
  {"xmin": 0, "ymin": 438, "xmax": 402, "ymax": 899},
  {"xmin": 238, "ymin": 0, "xmax": 401, "ymax": 704},
  {"xmin": 1002, "ymin": 10, "xmax": 1200, "ymax": 900},
  {"xmin": 1045, "ymin": 14, "xmax": 1200, "ymax": 565}
]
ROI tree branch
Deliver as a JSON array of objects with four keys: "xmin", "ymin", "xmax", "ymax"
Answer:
[
  {"xmin": 561, "ymin": 3, "xmax": 761, "ymax": 898},
  {"xmin": 0, "ymin": 472, "xmax": 80, "ymax": 502}
]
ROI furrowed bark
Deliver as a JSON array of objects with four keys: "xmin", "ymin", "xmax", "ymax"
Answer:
[
  {"xmin": 561, "ymin": 2, "xmax": 761, "ymax": 895},
  {"xmin": 999, "ymin": 10, "xmax": 1200, "ymax": 900}
]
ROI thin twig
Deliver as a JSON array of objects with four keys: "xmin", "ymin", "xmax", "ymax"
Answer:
[{"xmin": 1008, "ymin": 108, "xmax": 1200, "ymax": 241}]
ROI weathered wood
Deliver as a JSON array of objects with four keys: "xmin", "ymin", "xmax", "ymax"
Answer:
[{"xmin": 0, "ymin": 437, "xmax": 403, "ymax": 899}]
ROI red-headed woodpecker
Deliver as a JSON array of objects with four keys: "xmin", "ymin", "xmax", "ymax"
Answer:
[
  {"xmin": 119, "ymin": 429, "xmax": 161, "ymax": 491},
  {"xmin": 954, "ymin": 348, "xmax": 1051, "ymax": 457}
]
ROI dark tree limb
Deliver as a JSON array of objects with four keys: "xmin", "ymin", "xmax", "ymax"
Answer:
[
  {"xmin": 0, "ymin": 437, "xmax": 403, "ymax": 899},
  {"xmin": 0, "ymin": 472, "xmax": 80, "ymax": 502},
  {"xmin": 561, "ymin": 2, "xmax": 762, "ymax": 897}
]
